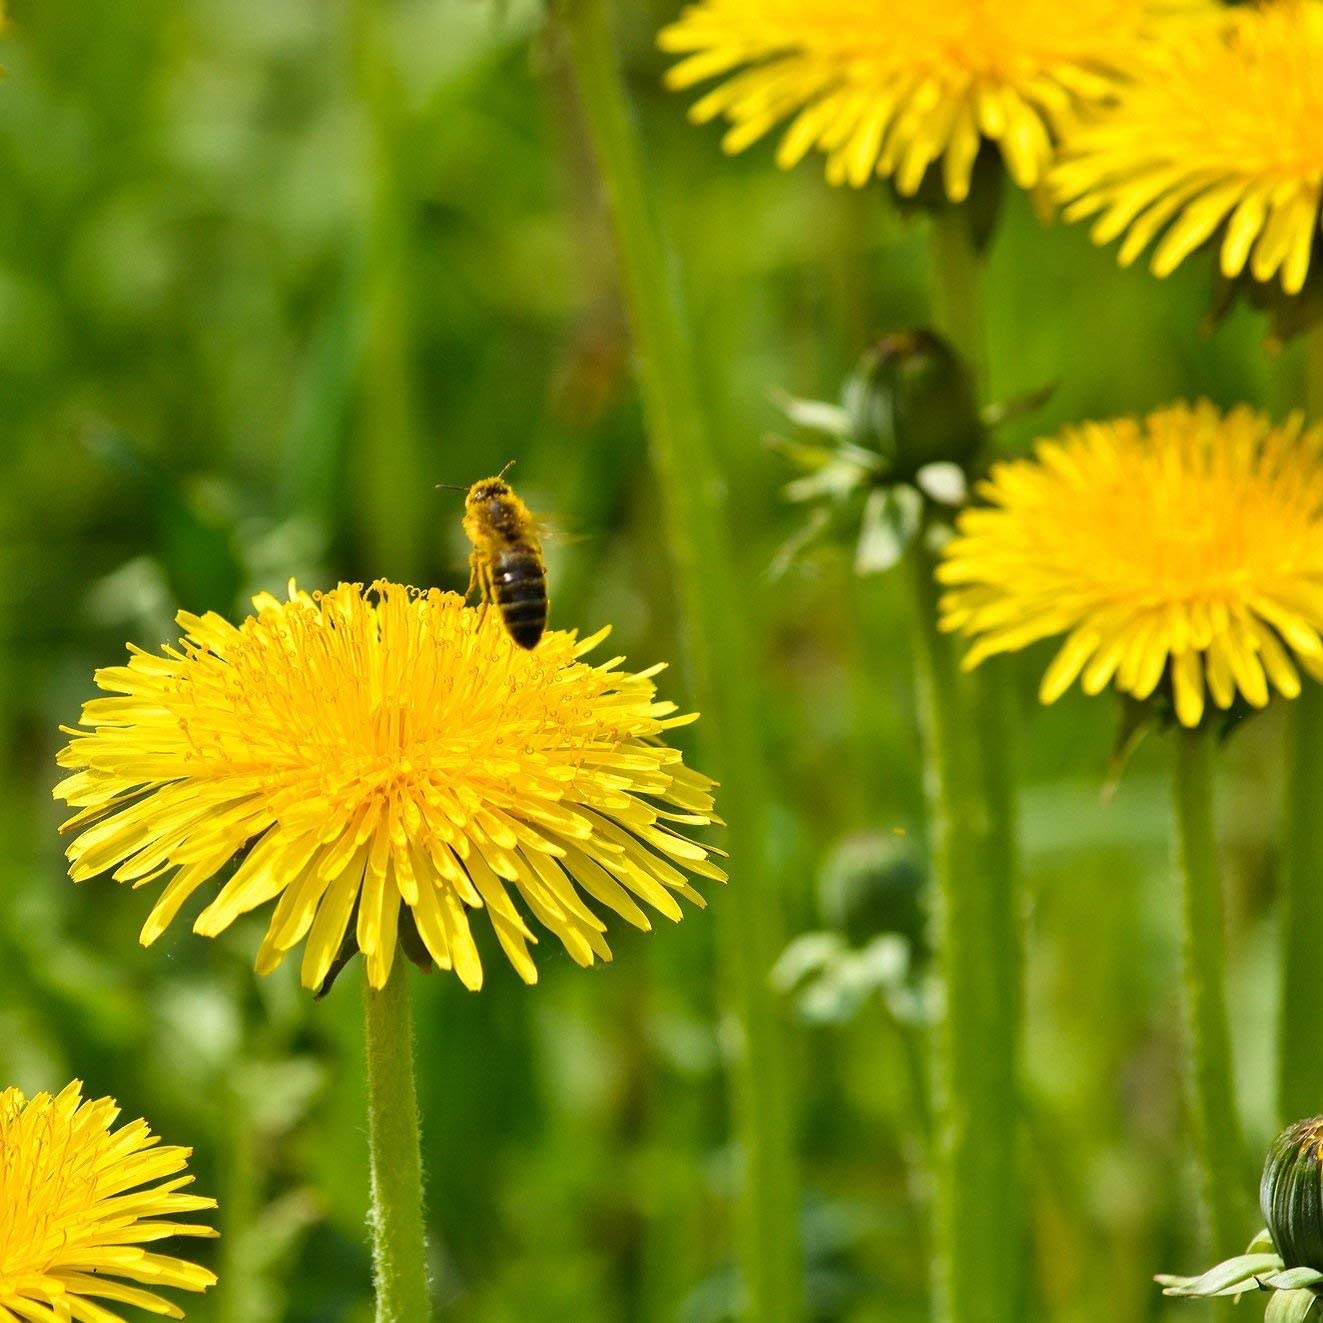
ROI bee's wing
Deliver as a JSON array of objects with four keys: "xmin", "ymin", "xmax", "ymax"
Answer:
[{"xmin": 533, "ymin": 514, "xmax": 591, "ymax": 548}]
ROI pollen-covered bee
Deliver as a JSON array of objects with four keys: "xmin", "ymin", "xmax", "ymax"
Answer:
[{"xmin": 444, "ymin": 462, "xmax": 549, "ymax": 650}]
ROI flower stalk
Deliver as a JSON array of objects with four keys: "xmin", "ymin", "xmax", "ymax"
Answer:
[
  {"xmin": 1279, "ymin": 327, "xmax": 1323, "ymax": 1124},
  {"xmin": 908, "ymin": 522, "xmax": 1022, "ymax": 1323},
  {"xmin": 562, "ymin": 1, "xmax": 802, "ymax": 1318},
  {"xmin": 1280, "ymin": 681, "xmax": 1323, "ymax": 1122},
  {"xmin": 928, "ymin": 210, "xmax": 988, "ymax": 387},
  {"xmin": 924, "ymin": 209, "xmax": 1024, "ymax": 1323},
  {"xmin": 1173, "ymin": 725, "xmax": 1249, "ymax": 1253},
  {"xmin": 364, "ymin": 962, "xmax": 432, "ymax": 1323}
]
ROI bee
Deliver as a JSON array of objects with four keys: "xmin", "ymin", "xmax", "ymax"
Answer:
[{"xmin": 440, "ymin": 462, "xmax": 549, "ymax": 650}]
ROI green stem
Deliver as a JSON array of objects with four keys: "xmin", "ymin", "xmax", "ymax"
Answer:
[
  {"xmin": 928, "ymin": 209, "xmax": 988, "ymax": 386},
  {"xmin": 907, "ymin": 530, "xmax": 1021, "ymax": 1323},
  {"xmin": 561, "ymin": 4, "xmax": 802, "ymax": 1319},
  {"xmin": 364, "ymin": 963, "xmax": 432, "ymax": 1323},
  {"xmin": 924, "ymin": 210, "xmax": 1023, "ymax": 1323},
  {"xmin": 1172, "ymin": 726, "xmax": 1248, "ymax": 1253},
  {"xmin": 1279, "ymin": 327, "xmax": 1323, "ymax": 1124},
  {"xmin": 926, "ymin": 211, "xmax": 1019, "ymax": 934},
  {"xmin": 216, "ymin": 1080, "xmax": 263, "ymax": 1323},
  {"xmin": 1279, "ymin": 686, "xmax": 1323, "ymax": 1123}
]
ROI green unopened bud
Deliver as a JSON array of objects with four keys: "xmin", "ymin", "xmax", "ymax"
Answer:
[
  {"xmin": 818, "ymin": 832, "xmax": 926, "ymax": 951},
  {"xmin": 1262, "ymin": 1117, "xmax": 1323, "ymax": 1270},
  {"xmin": 842, "ymin": 329, "xmax": 984, "ymax": 481}
]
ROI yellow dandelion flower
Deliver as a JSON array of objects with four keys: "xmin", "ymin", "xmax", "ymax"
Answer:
[
  {"xmin": 938, "ymin": 402, "xmax": 1323, "ymax": 728},
  {"xmin": 658, "ymin": 0, "xmax": 1206, "ymax": 201},
  {"xmin": 1056, "ymin": 0, "xmax": 1323, "ymax": 295},
  {"xmin": 54, "ymin": 582, "xmax": 724, "ymax": 992},
  {"xmin": 0, "ymin": 1080, "xmax": 216, "ymax": 1323}
]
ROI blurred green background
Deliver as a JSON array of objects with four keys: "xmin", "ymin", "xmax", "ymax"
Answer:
[{"xmin": 0, "ymin": 1, "xmax": 1309, "ymax": 1319}]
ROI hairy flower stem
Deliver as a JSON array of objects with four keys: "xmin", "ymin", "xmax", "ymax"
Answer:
[
  {"xmin": 928, "ymin": 210, "xmax": 988, "ymax": 387},
  {"xmin": 923, "ymin": 209, "xmax": 1023, "ymax": 1323},
  {"xmin": 1279, "ymin": 328, "xmax": 1323, "ymax": 1123},
  {"xmin": 364, "ymin": 964, "xmax": 432, "ymax": 1323},
  {"xmin": 907, "ymin": 528, "xmax": 1021, "ymax": 1323},
  {"xmin": 216, "ymin": 1081, "xmax": 262, "ymax": 1323},
  {"xmin": 562, "ymin": 3, "xmax": 802, "ymax": 1319},
  {"xmin": 1173, "ymin": 726, "xmax": 1248, "ymax": 1258}
]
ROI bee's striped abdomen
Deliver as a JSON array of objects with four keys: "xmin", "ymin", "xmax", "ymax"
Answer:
[{"xmin": 492, "ymin": 545, "xmax": 548, "ymax": 649}]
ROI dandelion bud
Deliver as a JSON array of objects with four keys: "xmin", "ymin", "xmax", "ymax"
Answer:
[
  {"xmin": 818, "ymin": 832, "xmax": 926, "ymax": 951},
  {"xmin": 843, "ymin": 330, "xmax": 984, "ymax": 480},
  {"xmin": 1262, "ymin": 1117, "xmax": 1323, "ymax": 1271}
]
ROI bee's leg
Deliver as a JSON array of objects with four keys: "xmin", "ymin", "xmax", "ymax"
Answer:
[
  {"xmin": 475, "ymin": 559, "xmax": 496, "ymax": 631},
  {"xmin": 465, "ymin": 552, "xmax": 481, "ymax": 602}
]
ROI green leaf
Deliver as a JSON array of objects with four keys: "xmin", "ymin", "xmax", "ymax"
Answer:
[
  {"xmin": 1157, "ymin": 1253, "xmax": 1284, "ymax": 1296},
  {"xmin": 1248, "ymin": 1230, "xmax": 1278, "ymax": 1254},
  {"xmin": 1266, "ymin": 1288, "xmax": 1317, "ymax": 1322}
]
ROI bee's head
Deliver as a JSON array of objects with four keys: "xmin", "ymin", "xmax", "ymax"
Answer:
[{"xmin": 466, "ymin": 477, "xmax": 512, "ymax": 508}]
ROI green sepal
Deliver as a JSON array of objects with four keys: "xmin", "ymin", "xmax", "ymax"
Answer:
[
  {"xmin": 765, "ymin": 425, "xmax": 882, "ymax": 505},
  {"xmin": 1103, "ymin": 678, "xmax": 1261, "ymax": 781},
  {"xmin": 313, "ymin": 906, "xmax": 435, "ymax": 999},
  {"xmin": 1205, "ymin": 245, "xmax": 1323, "ymax": 350},
  {"xmin": 1266, "ymin": 1288, "xmax": 1319, "ymax": 1322},
  {"xmin": 1102, "ymin": 697, "xmax": 1156, "ymax": 801},
  {"xmin": 769, "ymin": 390, "xmax": 855, "ymax": 440},
  {"xmin": 1263, "ymin": 1268, "xmax": 1323, "ymax": 1291},
  {"xmin": 768, "ymin": 507, "xmax": 834, "ymax": 582},
  {"xmin": 913, "ymin": 462, "xmax": 968, "ymax": 508},
  {"xmin": 855, "ymin": 487, "xmax": 922, "ymax": 576},
  {"xmin": 980, "ymin": 381, "xmax": 1057, "ymax": 432},
  {"xmin": 1156, "ymin": 1253, "xmax": 1285, "ymax": 1296},
  {"xmin": 889, "ymin": 143, "xmax": 1005, "ymax": 255},
  {"xmin": 398, "ymin": 908, "xmax": 436, "ymax": 975}
]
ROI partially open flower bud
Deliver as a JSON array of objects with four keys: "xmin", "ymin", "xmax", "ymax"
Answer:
[
  {"xmin": 1262, "ymin": 1117, "xmax": 1323, "ymax": 1271},
  {"xmin": 842, "ymin": 329, "xmax": 984, "ymax": 481}
]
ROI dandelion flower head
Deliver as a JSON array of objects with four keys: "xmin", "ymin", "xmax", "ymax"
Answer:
[
  {"xmin": 0, "ymin": 1080, "xmax": 216, "ymax": 1323},
  {"xmin": 659, "ymin": 0, "xmax": 1207, "ymax": 201},
  {"xmin": 55, "ymin": 582, "xmax": 725, "ymax": 992},
  {"xmin": 938, "ymin": 403, "xmax": 1323, "ymax": 727},
  {"xmin": 1056, "ymin": 0, "xmax": 1323, "ymax": 294}
]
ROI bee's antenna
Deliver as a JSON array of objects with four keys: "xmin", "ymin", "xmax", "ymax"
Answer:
[{"xmin": 438, "ymin": 461, "xmax": 515, "ymax": 494}]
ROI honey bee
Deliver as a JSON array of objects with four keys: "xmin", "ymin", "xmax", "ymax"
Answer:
[{"xmin": 441, "ymin": 462, "xmax": 549, "ymax": 650}]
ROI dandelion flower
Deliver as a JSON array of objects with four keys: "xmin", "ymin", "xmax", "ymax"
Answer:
[
  {"xmin": 0, "ymin": 1080, "xmax": 216, "ymax": 1323},
  {"xmin": 938, "ymin": 402, "xmax": 1323, "ymax": 727},
  {"xmin": 1056, "ymin": 0, "xmax": 1323, "ymax": 295},
  {"xmin": 658, "ymin": 0, "xmax": 1205, "ymax": 201},
  {"xmin": 54, "ymin": 582, "xmax": 724, "ymax": 992}
]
